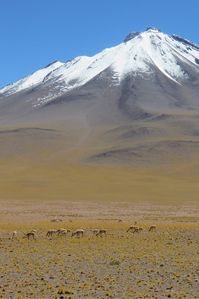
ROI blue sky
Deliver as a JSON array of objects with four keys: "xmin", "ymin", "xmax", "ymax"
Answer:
[{"xmin": 0, "ymin": 0, "xmax": 198, "ymax": 88}]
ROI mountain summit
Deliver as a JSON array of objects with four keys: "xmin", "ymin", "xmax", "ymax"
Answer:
[
  {"xmin": 0, "ymin": 29, "xmax": 199, "ymax": 166},
  {"xmin": 1, "ymin": 28, "xmax": 199, "ymax": 110}
]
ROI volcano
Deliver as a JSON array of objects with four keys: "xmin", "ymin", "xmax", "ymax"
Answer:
[{"xmin": 0, "ymin": 28, "xmax": 199, "ymax": 200}]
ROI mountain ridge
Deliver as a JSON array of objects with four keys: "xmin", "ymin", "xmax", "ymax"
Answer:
[
  {"xmin": 0, "ymin": 28, "xmax": 199, "ymax": 167},
  {"xmin": 1, "ymin": 28, "xmax": 199, "ymax": 104}
]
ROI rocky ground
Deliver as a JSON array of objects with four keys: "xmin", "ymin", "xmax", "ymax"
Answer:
[{"xmin": 0, "ymin": 217, "xmax": 199, "ymax": 299}]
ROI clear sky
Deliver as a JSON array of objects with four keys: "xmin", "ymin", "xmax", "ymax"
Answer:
[{"xmin": 0, "ymin": 0, "xmax": 198, "ymax": 88}]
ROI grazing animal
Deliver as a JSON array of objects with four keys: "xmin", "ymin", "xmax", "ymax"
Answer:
[
  {"xmin": 11, "ymin": 231, "xmax": 17, "ymax": 240},
  {"xmin": 127, "ymin": 226, "xmax": 139, "ymax": 233},
  {"xmin": 59, "ymin": 230, "xmax": 70, "ymax": 237},
  {"xmin": 92, "ymin": 229, "xmax": 100, "ymax": 235},
  {"xmin": 127, "ymin": 226, "xmax": 143, "ymax": 233},
  {"xmin": 96, "ymin": 229, "xmax": 107, "ymax": 237},
  {"xmin": 71, "ymin": 229, "xmax": 84, "ymax": 238},
  {"xmin": 149, "ymin": 225, "xmax": 156, "ymax": 232},
  {"xmin": 57, "ymin": 229, "xmax": 71, "ymax": 237},
  {"xmin": 133, "ymin": 227, "xmax": 140, "ymax": 233},
  {"xmin": 46, "ymin": 229, "xmax": 58, "ymax": 238},
  {"xmin": 30, "ymin": 229, "xmax": 37, "ymax": 234},
  {"xmin": 23, "ymin": 232, "xmax": 36, "ymax": 240},
  {"xmin": 57, "ymin": 228, "xmax": 65, "ymax": 235}
]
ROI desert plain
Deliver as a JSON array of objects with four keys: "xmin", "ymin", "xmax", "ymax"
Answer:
[{"xmin": 1, "ymin": 155, "xmax": 199, "ymax": 298}]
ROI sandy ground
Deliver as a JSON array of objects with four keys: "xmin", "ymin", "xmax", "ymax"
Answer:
[
  {"xmin": 1, "ymin": 126, "xmax": 199, "ymax": 298},
  {"xmin": 0, "ymin": 200, "xmax": 199, "ymax": 298},
  {"xmin": 0, "ymin": 200, "xmax": 199, "ymax": 224}
]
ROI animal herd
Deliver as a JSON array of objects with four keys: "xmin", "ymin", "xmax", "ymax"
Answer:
[
  {"xmin": 127, "ymin": 225, "xmax": 156, "ymax": 233},
  {"xmin": 9, "ymin": 225, "xmax": 156, "ymax": 240}
]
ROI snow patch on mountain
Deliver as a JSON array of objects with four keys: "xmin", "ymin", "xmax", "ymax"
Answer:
[
  {"xmin": 1, "ymin": 28, "xmax": 199, "ymax": 106},
  {"xmin": 140, "ymin": 32, "xmax": 187, "ymax": 84},
  {"xmin": 0, "ymin": 61, "xmax": 63, "ymax": 96}
]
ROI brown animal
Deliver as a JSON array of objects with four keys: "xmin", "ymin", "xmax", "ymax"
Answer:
[
  {"xmin": 46, "ymin": 229, "xmax": 58, "ymax": 238},
  {"xmin": 96, "ymin": 229, "xmax": 107, "ymax": 237},
  {"xmin": 92, "ymin": 229, "xmax": 100, "ymax": 235},
  {"xmin": 149, "ymin": 225, "xmax": 156, "ymax": 232},
  {"xmin": 127, "ymin": 226, "xmax": 143, "ymax": 233},
  {"xmin": 127, "ymin": 226, "xmax": 139, "ymax": 233},
  {"xmin": 57, "ymin": 229, "xmax": 71, "ymax": 237},
  {"xmin": 23, "ymin": 232, "xmax": 36, "ymax": 240},
  {"xmin": 133, "ymin": 227, "xmax": 140, "ymax": 233},
  {"xmin": 71, "ymin": 229, "xmax": 84, "ymax": 238},
  {"xmin": 11, "ymin": 231, "xmax": 17, "ymax": 240}
]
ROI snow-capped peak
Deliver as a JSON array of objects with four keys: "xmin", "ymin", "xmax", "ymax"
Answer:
[
  {"xmin": 146, "ymin": 27, "xmax": 161, "ymax": 32},
  {"xmin": 1, "ymin": 28, "xmax": 199, "ymax": 101}
]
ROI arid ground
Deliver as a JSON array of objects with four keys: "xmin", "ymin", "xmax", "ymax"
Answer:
[
  {"xmin": 0, "ymin": 198, "xmax": 199, "ymax": 299},
  {"xmin": 1, "ymin": 123, "xmax": 199, "ymax": 298}
]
